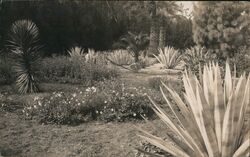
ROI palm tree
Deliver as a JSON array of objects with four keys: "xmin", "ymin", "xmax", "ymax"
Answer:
[
  {"xmin": 148, "ymin": 1, "xmax": 181, "ymax": 55},
  {"xmin": 120, "ymin": 32, "xmax": 149, "ymax": 63},
  {"xmin": 157, "ymin": 1, "xmax": 181, "ymax": 49},
  {"xmin": 148, "ymin": 1, "xmax": 159, "ymax": 56}
]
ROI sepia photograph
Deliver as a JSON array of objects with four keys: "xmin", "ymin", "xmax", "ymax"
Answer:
[{"xmin": 0, "ymin": 1, "xmax": 249, "ymax": 157}]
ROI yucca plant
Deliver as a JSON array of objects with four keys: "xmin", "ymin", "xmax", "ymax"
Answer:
[
  {"xmin": 7, "ymin": 19, "xmax": 41, "ymax": 94},
  {"xmin": 154, "ymin": 46, "xmax": 182, "ymax": 69},
  {"xmin": 138, "ymin": 62, "xmax": 250, "ymax": 157}
]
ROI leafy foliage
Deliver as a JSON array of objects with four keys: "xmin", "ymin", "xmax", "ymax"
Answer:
[
  {"xmin": 0, "ymin": 57, "xmax": 13, "ymax": 85},
  {"xmin": 183, "ymin": 46, "xmax": 214, "ymax": 75},
  {"xmin": 118, "ymin": 32, "xmax": 149, "ymax": 63},
  {"xmin": 23, "ymin": 79, "xmax": 156, "ymax": 124},
  {"xmin": 154, "ymin": 46, "xmax": 182, "ymax": 69},
  {"xmin": 139, "ymin": 62, "xmax": 250, "ymax": 157},
  {"xmin": 36, "ymin": 55, "xmax": 119, "ymax": 85},
  {"xmin": 193, "ymin": 1, "xmax": 250, "ymax": 60},
  {"xmin": 7, "ymin": 19, "xmax": 41, "ymax": 94}
]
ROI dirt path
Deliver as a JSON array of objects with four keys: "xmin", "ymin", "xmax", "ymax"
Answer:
[{"xmin": 0, "ymin": 111, "xmax": 166, "ymax": 157}]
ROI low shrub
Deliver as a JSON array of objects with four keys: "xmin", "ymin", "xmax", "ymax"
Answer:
[
  {"xmin": 0, "ymin": 59, "xmax": 13, "ymax": 85},
  {"xmin": 95, "ymin": 80, "xmax": 155, "ymax": 122},
  {"xmin": 23, "ymin": 79, "xmax": 157, "ymax": 124},
  {"xmin": 183, "ymin": 46, "xmax": 215, "ymax": 76},
  {"xmin": 36, "ymin": 56, "xmax": 119, "ymax": 85}
]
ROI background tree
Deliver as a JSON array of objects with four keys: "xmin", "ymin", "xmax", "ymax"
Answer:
[
  {"xmin": 148, "ymin": 1, "xmax": 159, "ymax": 56},
  {"xmin": 157, "ymin": 1, "xmax": 181, "ymax": 49},
  {"xmin": 192, "ymin": 1, "xmax": 250, "ymax": 60}
]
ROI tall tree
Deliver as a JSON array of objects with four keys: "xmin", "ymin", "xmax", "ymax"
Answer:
[
  {"xmin": 157, "ymin": 1, "xmax": 181, "ymax": 49},
  {"xmin": 148, "ymin": 1, "xmax": 158, "ymax": 56},
  {"xmin": 193, "ymin": 1, "xmax": 250, "ymax": 60}
]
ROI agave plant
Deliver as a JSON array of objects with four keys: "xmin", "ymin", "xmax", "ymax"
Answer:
[
  {"xmin": 139, "ymin": 62, "xmax": 250, "ymax": 157},
  {"xmin": 85, "ymin": 49, "xmax": 98, "ymax": 63},
  {"xmin": 68, "ymin": 46, "xmax": 84, "ymax": 58},
  {"xmin": 107, "ymin": 49, "xmax": 134, "ymax": 66},
  {"xmin": 154, "ymin": 46, "xmax": 182, "ymax": 69},
  {"xmin": 7, "ymin": 19, "xmax": 41, "ymax": 94}
]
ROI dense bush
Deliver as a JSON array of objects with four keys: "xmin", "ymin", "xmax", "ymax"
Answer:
[
  {"xmin": 36, "ymin": 55, "xmax": 119, "ymax": 85},
  {"xmin": 182, "ymin": 46, "xmax": 215, "ymax": 76},
  {"xmin": 192, "ymin": 2, "xmax": 250, "ymax": 60},
  {"xmin": 0, "ymin": 58, "xmax": 13, "ymax": 85},
  {"xmin": 22, "ymin": 79, "xmax": 157, "ymax": 124}
]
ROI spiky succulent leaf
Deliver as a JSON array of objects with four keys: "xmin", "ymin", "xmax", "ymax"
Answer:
[
  {"xmin": 7, "ymin": 19, "xmax": 41, "ymax": 94},
  {"xmin": 154, "ymin": 46, "xmax": 182, "ymax": 69},
  {"xmin": 138, "ymin": 62, "xmax": 250, "ymax": 157}
]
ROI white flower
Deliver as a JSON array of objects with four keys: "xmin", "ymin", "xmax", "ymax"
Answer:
[
  {"xmin": 72, "ymin": 93, "xmax": 77, "ymax": 97},
  {"xmin": 111, "ymin": 108, "xmax": 114, "ymax": 112},
  {"xmin": 34, "ymin": 96, "xmax": 39, "ymax": 101},
  {"xmin": 133, "ymin": 113, "xmax": 136, "ymax": 117},
  {"xmin": 38, "ymin": 101, "xmax": 42, "ymax": 106},
  {"xmin": 86, "ymin": 88, "xmax": 91, "ymax": 92},
  {"xmin": 131, "ymin": 94, "xmax": 134, "ymax": 97},
  {"xmin": 34, "ymin": 105, "xmax": 37, "ymax": 109},
  {"xmin": 96, "ymin": 110, "xmax": 99, "ymax": 114},
  {"xmin": 82, "ymin": 101, "xmax": 85, "ymax": 104},
  {"xmin": 77, "ymin": 103, "xmax": 81, "ymax": 106},
  {"xmin": 56, "ymin": 93, "xmax": 62, "ymax": 97},
  {"xmin": 27, "ymin": 107, "xmax": 31, "ymax": 110},
  {"xmin": 104, "ymin": 101, "xmax": 107, "ymax": 104},
  {"xmin": 80, "ymin": 91, "xmax": 82, "ymax": 94}
]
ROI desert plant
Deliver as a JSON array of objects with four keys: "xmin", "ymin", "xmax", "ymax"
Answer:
[
  {"xmin": 107, "ymin": 49, "xmax": 134, "ymax": 65},
  {"xmin": 68, "ymin": 46, "xmax": 85, "ymax": 59},
  {"xmin": 139, "ymin": 62, "xmax": 250, "ymax": 157},
  {"xmin": 154, "ymin": 46, "xmax": 182, "ymax": 69},
  {"xmin": 85, "ymin": 49, "xmax": 98, "ymax": 63},
  {"xmin": 7, "ymin": 19, "xmax": 41, "ymax": 94}
]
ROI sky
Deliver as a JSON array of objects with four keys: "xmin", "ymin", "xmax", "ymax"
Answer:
[{"xmin": 176, "ymin": 1, "xmax": 195, "ymax": 16}]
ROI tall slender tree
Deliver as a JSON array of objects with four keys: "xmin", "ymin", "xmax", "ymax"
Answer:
[
  {"xmin": 148, "ymin": 1, "xmax": 158, "ymax": 56},
  {"xmin": 157, "ymin": 1, "xmax": 181, "ymax": 49}
]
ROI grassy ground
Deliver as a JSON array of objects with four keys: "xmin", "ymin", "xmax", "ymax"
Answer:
[{"xmin": 0, "ymin": 65, "xmax": 180, "ymax": 157}]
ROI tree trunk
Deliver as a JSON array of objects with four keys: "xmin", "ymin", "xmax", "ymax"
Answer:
[
  {"xmin": 148, "ymin": 1, "xmax": 159, "ymax": 57},
  {"xmin": 159, "ymin": 17, "xmax": 166, "ymax": 49}
]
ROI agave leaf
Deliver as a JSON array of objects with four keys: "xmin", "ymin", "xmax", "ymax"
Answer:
[{"xmin": 232, "ymin": 139, "xmax": 250, "ymax": 157}]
